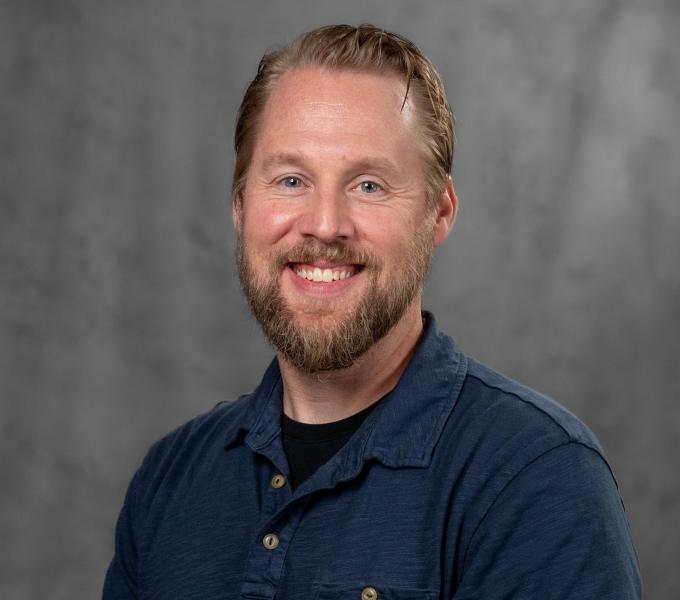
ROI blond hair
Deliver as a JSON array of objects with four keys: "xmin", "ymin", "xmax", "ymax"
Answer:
[{"xmin": 232, "ymin": 24, "xmax": 454, "ymax": 207}]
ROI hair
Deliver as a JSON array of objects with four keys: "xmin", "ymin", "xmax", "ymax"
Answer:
[{"xmin": 232, "ymin": 24, "xmax": 454, "ymax": 207}]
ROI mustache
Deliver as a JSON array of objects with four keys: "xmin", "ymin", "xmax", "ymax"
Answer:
[{"xmin": 274, "ymin": 239, "xmax": 379, "ymax": 268}]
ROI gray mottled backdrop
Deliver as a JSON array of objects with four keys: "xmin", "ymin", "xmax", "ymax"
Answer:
[{"xmin": 1, "ymin": 0, "xmax": 678, "ymax": 597}]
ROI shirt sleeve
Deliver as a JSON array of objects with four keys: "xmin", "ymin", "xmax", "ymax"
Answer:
[
  {"xmin": 103, "ymin": 467, "xmax": 143, "ymax": 599},
  {"xmin": 453, "ymin": 442, "xmax": 642, "ymax": 599}
]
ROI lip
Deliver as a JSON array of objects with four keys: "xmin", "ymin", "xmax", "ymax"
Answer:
[
  {"xmin": 284, "ymin": 263, "xmax": 363, "ymax": 297},
  {"xmin": 294, "ymin": 260, "xmax": 357, "ymax": 269}
]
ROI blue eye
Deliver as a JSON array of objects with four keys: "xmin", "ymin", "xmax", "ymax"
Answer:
[
  {"xmin": 360, "ymin": 181, "xmax": 381, "ymax": 193},
  {"xmin": 282, "ymin": 177, "xmax": 302, "ymax": 188}
]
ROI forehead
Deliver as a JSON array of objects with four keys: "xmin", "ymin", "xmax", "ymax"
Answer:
[{"xmin": 251, "ymin": 67, "xmax": 421, "ymax": 164}]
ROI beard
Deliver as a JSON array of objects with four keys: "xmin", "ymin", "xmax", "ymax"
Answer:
[{"xmin": 236, "ymin": 223, "xmax": 435, "ymax": 374}]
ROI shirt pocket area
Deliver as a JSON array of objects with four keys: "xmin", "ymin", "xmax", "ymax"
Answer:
[{"xmin": 315, "ymin": 584, "xmax": 438, "ymax": 600}]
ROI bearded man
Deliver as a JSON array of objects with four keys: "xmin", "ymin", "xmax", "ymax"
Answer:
[{"xmin": 104, "ymin": 25, "xmax": 641, "ymax": 599}]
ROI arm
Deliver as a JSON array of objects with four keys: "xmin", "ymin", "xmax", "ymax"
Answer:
[
  {"xmin": 453, "ymin": 442, "xmax": 641, "ymax": 599},
  {"xmin": 103, "ymin": 468, "xmax": 143, "ymax": 599}
]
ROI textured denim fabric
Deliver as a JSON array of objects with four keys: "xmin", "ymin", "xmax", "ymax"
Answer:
[{"xmin": 104, "ymin": 313, "xmax": 641, "ymax": 599}]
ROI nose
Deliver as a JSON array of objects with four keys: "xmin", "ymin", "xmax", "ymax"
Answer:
[{"xmin": 296, "ymin": 186, "xmax": 355, "ymax": 242}]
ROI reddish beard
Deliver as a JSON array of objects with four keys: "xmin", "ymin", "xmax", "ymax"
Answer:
[{"xmin": 236, "ymin": 231, "xmax": 434, "ymax": 373}]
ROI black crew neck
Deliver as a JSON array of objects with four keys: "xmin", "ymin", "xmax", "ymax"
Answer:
[
  {"xmin": 281, "ymin": 400, "xmax": 379, "ymax": 442},
  {"xmin": 280, "ymin": 400, "xmax": 381, "ymax": 488}
]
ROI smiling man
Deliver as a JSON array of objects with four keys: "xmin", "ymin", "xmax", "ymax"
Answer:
[{"xmin": 104, "ymin": 25, "xmax": 641, "ymax": 599}]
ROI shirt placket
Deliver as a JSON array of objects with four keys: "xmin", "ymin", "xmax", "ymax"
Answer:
[{"xmin": 240, "ymin": 436, "xmax": 310, "ymax": 599}]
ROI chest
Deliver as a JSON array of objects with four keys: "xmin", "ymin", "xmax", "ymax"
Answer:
[{"xmin": 137, "ymin": 453, "xmax": 455, "ymax": 599}]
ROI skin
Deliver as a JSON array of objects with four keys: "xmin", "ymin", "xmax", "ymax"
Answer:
[{"xmin": 233, "ymin": 67, "xmax": 457, "ymax": 424}]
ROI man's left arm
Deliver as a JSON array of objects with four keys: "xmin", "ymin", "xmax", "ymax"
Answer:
[{"xmin": 452, "ymin": 442, "xmax": 642, "ymax": 599}]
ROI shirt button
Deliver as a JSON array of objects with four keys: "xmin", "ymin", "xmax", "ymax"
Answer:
[
  {"xmin": 361, "ymin": 587, "xmax": 378, "ymax": 600},
  {"xmin": 270, "ymin": 474, "xmax": 286, "ymax": 489},
  {"xmin": 262, "ymin": 533, "xmax": 280, "ymax": 550}
]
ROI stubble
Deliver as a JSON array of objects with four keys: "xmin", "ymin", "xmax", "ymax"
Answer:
[{"xmin": 236, "ymin": 221, "xmax": 434, "ymax": 373}]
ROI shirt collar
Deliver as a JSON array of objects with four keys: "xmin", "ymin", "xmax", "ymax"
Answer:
[
  {"xmin": 224, "ymin": 312, "xmax": 468, "ymax": 471},
  {"xmin": 361, "ymin": 312, "xmax": 468, "ymax": 468}
]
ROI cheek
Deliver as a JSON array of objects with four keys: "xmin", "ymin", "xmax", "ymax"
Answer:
[
  {"xmin": 243, "ymin": 201, "xmax": 298, "ymax": 245},
  {"xmin": 365, "ymin": 218, "xmax": 434, "ymax": 275},
  {"xmin": 359, "ymin": 212, "xmax": 418, "ymax": 253},
  {"xmin": 364, "ymin": 229, "xmax": 410, "ymax": 271}
]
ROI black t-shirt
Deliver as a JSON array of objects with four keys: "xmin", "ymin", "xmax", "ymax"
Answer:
[{"xmin": 281, "ymin": 401, "xmax": 380, "ymax": 489}]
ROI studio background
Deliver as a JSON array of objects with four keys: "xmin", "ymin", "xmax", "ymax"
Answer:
[{"xmin": 1, "ymin": 1, "xmax": 678, "ymax": 598}]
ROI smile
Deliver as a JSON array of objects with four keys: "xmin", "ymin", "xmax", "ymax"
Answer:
[{"xmin": 290, "ymin": 263, "xmax": 363, "ymax": 283}]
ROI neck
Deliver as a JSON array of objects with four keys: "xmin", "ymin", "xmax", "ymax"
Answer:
[{"xmin": 279, "ymin": 301, "xmax": 424, "ymax": 424}]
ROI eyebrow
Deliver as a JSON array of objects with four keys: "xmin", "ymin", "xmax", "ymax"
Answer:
[
  {"xmin": 348, "ymin": 157, "xmax": 402, "ymax": 178},
  {"xmin": 261, "ymin": 152, "xmax": 307, "ymax": 172}
]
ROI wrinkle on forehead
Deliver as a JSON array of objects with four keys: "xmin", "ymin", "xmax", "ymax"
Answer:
[{"xmin": 292, "ymin": 101, "xmax": 353, "ymax": 133}]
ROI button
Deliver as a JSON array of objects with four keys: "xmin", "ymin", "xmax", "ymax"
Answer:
[
  {"xmin": 361, "ymin": 587, "xmax": 378, "ymax": 600},
  {"xmin": 262, "ymin": 533, "xmax": 280, "ymax": 550},
  {"xmin": 270, "ymin": 474, "xmax": 286, "ymax": 489}
]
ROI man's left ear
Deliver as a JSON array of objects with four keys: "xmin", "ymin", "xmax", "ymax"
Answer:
[{"xmin": 433, "ymin": 178, "xmax": 457, "ymax": 246}]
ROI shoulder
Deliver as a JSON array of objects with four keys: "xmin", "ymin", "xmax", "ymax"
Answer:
[
  {"xmin": 130, "ymin": 395, "xmax": 253, "ymax": 504},
  {"xmin": 465, "ymin": 358, "xmax": 601, "ymax": 448},
  {"xmin": 150, "ymin": 395, "xmax": 250, "ymax": 457},
  {"xmin": 437, "ymin": 355, "xmax": 619, "ymax": 503}
]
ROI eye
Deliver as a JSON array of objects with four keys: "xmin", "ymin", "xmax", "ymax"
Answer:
[
  {"xmin": 358, "ymin": 180, "xmax": 382, "ymax": 194},
  {"xmin": 281, "ymin": 176, "xmax": 303, "ymax": 188}
]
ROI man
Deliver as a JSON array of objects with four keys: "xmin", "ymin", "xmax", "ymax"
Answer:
[{"xmin": 104, "ymin": 24, "xmax": 641, "ymax": 599}]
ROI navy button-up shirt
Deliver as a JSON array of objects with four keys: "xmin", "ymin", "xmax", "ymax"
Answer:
[{"xmin": 104, "ymin": 314, "xmax": 641, "ymax": 599}]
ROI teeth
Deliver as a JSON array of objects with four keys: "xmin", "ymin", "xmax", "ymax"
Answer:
[{"xmin": 293, "ymin": 266, "xmax": 354, "ymax": 282}]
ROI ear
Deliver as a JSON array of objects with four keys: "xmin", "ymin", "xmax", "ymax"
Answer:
[
  {"xmin": 232, "ymin": 192, "xmax": 243, "ymax": 232},
  {"xmin": 433, "ymin": 178, "xmax": 457, "ymax": 246}
]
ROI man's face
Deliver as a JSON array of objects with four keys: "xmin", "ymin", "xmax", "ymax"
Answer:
[{"xmin": 235, "ymin": 67, "xmax": 440, "ymax": 373}]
